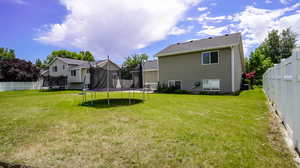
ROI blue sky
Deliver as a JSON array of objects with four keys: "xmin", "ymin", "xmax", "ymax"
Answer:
[{"xmin": 0, "ymin": 0, "xmax": 299, "ymax": 64}]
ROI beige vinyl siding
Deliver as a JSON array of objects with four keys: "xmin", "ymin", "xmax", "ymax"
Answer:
[
  {"xmin": 159, "ymin": 47, "xmax": 232, "ymax": 93},
  {"xmin": 143, "ymin": 71, "xmax": 158, "ymax": 84},
  {"xmin": 233, "ymin": 45, "xmax": 243, "ymax": 92}
]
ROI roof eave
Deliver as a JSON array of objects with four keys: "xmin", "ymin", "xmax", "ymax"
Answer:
[{"xmin": 155, "ymin": 44, "xmax": 239, "ymax": 57}]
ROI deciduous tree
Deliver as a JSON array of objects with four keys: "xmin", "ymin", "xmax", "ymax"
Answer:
[
  {"xmin": 45, "ymin": 50, "xmax": 95, "ymax": 64},
  {"xmin": 0, "ymin": 48, "xmax": 15, "ymax": 60}
]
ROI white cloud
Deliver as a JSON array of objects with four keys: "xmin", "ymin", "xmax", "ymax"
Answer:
[
  {"xmin": 265, "ymin": 0, "xmax": 272, "ymax": 4},
  {"xmin": 197, "ymin": 25, "xmax": 228, "ymax": 36},
  {"xmin": 197, "ymin": 7, "xmax": 208, "ymax": 12},
  {"xmin": 36, "ymin": 0, "xmax": 201, "ymax": 60},
  {"xmin": 278, "ymin": 13, "xmax": 300, "ymax": 45},
  {"xmin": 6, "ymin": 0, "xmax": 27, "ymax": 4},
  {"xmin": 187, "ymin": 12, "xmax": 232, "ymax": 23},
  {"xmin": 233, "ymin": 3, "xmax": 300, "ymax": 50},
  {"xmin": 193, "ymin": 3, "xmax": 300, "ymax": 55},
  {"xmin": 168, "ymin": 26, "xmax": 194, "ymax": 35},
  {"xmin": 280, "ymin": 0, "xmax": 292, "ymax": 5}
]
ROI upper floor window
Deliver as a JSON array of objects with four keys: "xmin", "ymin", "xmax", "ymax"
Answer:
[
  {"xmin": 202, "ymin": 51, "xmax": 219, "ymax": 64},
  {"xmin": 52, "ymin": 66, "xmax": 58, "ymax": 72},
  {"xmin": 63, "ymin": 65, "xmax": 65, "ymax": 70},
  {"xmin": 71, "ymin": 70, "xmax": 76, "ymax": 76}
]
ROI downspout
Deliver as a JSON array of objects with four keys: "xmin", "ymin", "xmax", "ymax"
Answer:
[{"xmin": 231, "ymin": 45, "xmax": 235, "ymax": 93}]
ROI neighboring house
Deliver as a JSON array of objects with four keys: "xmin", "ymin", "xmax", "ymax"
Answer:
[
  {"xmin": 142, "ymin": 60, "xmax": 159, "ymax": 90},
  {"xmin": 0, "ymin": 71, "xmax": 3, "ymax": 80},
  {"xmin": 155, "ymin": 32, "xmax": 244, "ymax": 93},
  {"xmin": 48, "ymin": 57, "xmax": 120, "ymax": 90}
]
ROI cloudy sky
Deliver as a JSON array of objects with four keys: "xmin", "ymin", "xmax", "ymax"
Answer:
[{"xmin": 0, "ymin": 0, "xmax": 299, "ymax": 63}]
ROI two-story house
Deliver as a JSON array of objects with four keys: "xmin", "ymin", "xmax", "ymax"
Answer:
[
  {"xmin": 48, "ymin": 57, "xmax": 120, "ymax": 90},
  {"xmin": 155, "ymin": 32, "xmax": 244, "ymax": 93}
]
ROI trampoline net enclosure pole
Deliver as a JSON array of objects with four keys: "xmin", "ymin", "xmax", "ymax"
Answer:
[{"xmin": 107, "ymin": 55, "xmax": 110, "ymax": 105}]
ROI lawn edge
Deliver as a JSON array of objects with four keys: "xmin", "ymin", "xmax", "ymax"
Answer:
[{"xmin": 265, "ymin": 97, "xmax": 300, "ymax": 167}]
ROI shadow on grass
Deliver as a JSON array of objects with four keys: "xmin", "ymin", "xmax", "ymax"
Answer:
[
  {"xmin": 39, "ymin": 89, "xmax": 65, "ymax": 92},
  {"xmin": 0, "ymin": 161, "xmax": 33, "ymax": 168},
  {"xmin": 80, "ymin": 98, "xmax": 144, "ymax": 108}
]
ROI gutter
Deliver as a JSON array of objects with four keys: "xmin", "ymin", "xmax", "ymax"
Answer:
[{"xmin": 155, "ymin": 44, "xmax": 239, "ymax": 57}]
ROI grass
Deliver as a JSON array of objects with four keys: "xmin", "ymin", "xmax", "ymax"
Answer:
[{"xmin": 0, "ymin": 89, "xmax": 296, "ymax": 168}]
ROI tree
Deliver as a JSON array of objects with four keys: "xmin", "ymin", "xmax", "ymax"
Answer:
[
  {"xmin": 248, "ymin": 46, "xmax": 273, "ymax": 85},
  {"xmin": 0, "ymin": 58, "xmax": 40, "ymax": 82},
  {"xmin": 280, "ymin": 28, "xmax": 297, "ymax": 59},
  {"xmin": 45, "ymin": 50, "xmax": 95, "ymax": 64},
  {"xmin": 244, "ymin": 57, "xmax": 251, "ymax": 73},
  {"xmin": 123, "ymin": 53, "xmax": 148, "ymax": 68},
  {"xmin": 79, "ymin": 51, "xmax": 95, "ymax": 61},
  {"xmin": 0, "ymin": 48, "xmax": 15, "ymax": 60},
  {"xmin": 246, "ymin": 28, "xmax": 297, "ymax": 85},
  {"xmin": 121, "ymin": 53, "xmax": 149, "ymax": 79},
  {"xmin": 35, "ymin": 58, "xmax": 47, "ymax": 68},
  {"xmin": 264, "ymin": 30, "xmax": 281, "ymax": 63}
]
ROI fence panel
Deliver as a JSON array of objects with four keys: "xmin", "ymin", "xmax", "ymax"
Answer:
[
  {"xmin": 0, "ymin": 81, "xmax": 43, "ymax": 92},
  {"xmin": 263, "ymin": 47, "xmax": 300, "ymax": 152}
]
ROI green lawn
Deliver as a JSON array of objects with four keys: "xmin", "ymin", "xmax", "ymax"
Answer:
[{"xmin": 0, "ymin": 89, "xmax": 295, "ymax": 168}]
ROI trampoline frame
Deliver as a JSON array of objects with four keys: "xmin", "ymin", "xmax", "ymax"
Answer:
[{"xmin": 81, "ymin": 55, "xmax": 150, "ymax": 106}]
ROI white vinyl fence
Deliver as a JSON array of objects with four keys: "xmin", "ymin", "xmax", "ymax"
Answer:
[
  {"xmin": 263, "ymin": 47, "xmax": 300, "ymax": 152},
  {"xmin": 0, "ymin": 81, "xmax": 43, "ymax": 92}
]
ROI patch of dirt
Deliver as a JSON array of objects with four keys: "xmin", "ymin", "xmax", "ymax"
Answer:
[{"xmin": 267, "ymin": 101, "xmax": 300, "ymax": 167}]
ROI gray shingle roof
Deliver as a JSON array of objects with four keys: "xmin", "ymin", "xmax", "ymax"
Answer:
[
  {"xmin": 57, "ymin": 57, "xmax": 93, "ymax": 67},
  {"xmin": 156, "ymin": 32, "xmax": 242, "ymax": 57},
  {"xmin": 143, "ymin": 60, "xmax": 158, "ymax": 70}
]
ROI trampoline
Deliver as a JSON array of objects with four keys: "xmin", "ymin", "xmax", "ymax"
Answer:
[{"xmin": 81, "ymin": 56, "xmax": 150, "ymax": 106}]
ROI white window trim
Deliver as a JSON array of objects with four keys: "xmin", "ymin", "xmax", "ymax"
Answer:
[
  {"xmin": 202, "ymin": 79, "xmax": 221, "ymax": 91},
  {"xmin": 168, "ymin": 80, "xmax": 182, "ymax": 89},
  {"xmin": 201, "ymin": 50, "xmax": 219, "ymax": 65}
]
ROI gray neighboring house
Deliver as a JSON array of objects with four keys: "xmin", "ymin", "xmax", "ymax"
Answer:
[
  {"xmin": 0, "ymin": 71, "xmax": 4, "ymax": 81},
  {"xmin": 155, "ymin": 32, "xmax": 244, "ymax": 93},
  {"xmin": 48, "ymin": 57, "xmax": 120, "ymax": 90},
  {"xmin": 142, "ymin": 60, "xmax": 159, "ymax": 89}
]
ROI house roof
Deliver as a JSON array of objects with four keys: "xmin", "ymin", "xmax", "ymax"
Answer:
[
  {"xmin": 156, "ymin": 32, "xmax": 242, "ymax": 57},
  {"xmin": 40, "ymin": 69, "xmax": 49, "ymax": 76},
  {"xmin": 143, "ymin": 60, "xmax": 158, "ymax": 71},
  {"xmin": 56, "ymin": 57, "xmax": 94, "ymax": 67},
  {"xmin": 96, "ymin": 59, "xmax": 121, "ymax": 71},
  {"xmin": 49, "ymin": 57, "xmax": 121, "ymax": 70}
]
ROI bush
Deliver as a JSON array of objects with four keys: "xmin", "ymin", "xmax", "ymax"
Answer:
[
  {"xmin": 0, "ymin": 58, "xmax": 40, "ymax": 82},
  {"xmin": 156, "ymin": 82, "xmax": 188, "ymax": 94}
]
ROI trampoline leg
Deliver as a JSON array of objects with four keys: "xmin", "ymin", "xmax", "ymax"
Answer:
[
  {"xmin": 128, "ymin": 91, "xmax": 131, "ymax": 105},
  {"xmin": 107, "ymin": 91, "xmax": 110, "ymax": 106}
]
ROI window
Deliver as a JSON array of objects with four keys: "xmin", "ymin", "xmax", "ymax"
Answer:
[
  {"xmin": 202, "ymin": 51, "xmax": 219, "ymax": 64},
  {"xmin": 203, "ymin": 79, "xmax": 220, "ymax": 91},
  {"xmin": 52, "ymin": 66, "xmax": 57, "ymax": 72},
  {"xmin": 71, "ymin": 70, "xmax": 76, "ymax": 76},
  {"xmin": 63, "ymin": 65, "xmax": 65, "ymax": 70},
  {"xmin": 168, "ymin": 80, "xmax": 181, "ymax": 89}
]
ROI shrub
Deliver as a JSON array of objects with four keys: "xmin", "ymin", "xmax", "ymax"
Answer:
[
  {"xmin": 0, "ymin": 58, "xmax": 40, "ymax": 82},
  {"xmin": 156, "ymin": 82, "xmax": 188, "ymax": 94}
]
